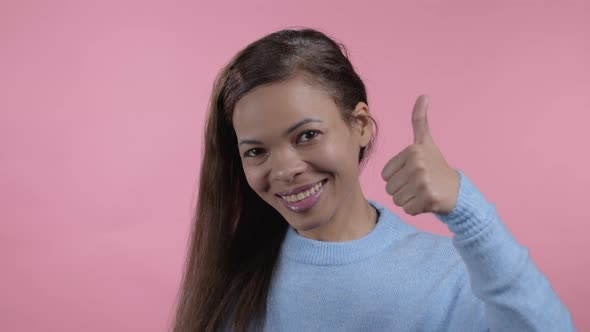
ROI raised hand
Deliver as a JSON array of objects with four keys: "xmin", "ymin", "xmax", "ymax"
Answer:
[{"xmin": 381, "ymin": 95, "xmax": 460, "ymax": 216}]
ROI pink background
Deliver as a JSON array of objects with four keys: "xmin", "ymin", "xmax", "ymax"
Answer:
[{"xmin": 1, "ymin": 0, "xmax": 588, "ymax": 331}]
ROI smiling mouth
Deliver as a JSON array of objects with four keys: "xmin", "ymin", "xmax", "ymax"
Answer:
[
  {"xmin": 276, "ymin": 179, "xmax": 328, "ymax": 213},
  {"xmin": 276, "ymin": 179, "xmax": 327, "ymax": 202}
]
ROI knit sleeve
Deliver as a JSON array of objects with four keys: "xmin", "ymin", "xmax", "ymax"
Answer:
[{"xmin": 434, "ymin": 169, "xmax": 576, "ymax": 331}]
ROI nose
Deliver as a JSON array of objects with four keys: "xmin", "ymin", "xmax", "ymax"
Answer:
[{"xmin": 271, "ymin": 147, "xmax": 306, "ymax": 183}]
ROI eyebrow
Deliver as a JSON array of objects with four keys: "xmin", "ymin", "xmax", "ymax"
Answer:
[{"xmin": 238, "ymin": 117, "xmax": 323, "ymax": 146}]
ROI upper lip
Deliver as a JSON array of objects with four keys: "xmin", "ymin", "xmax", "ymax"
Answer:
[{"xmin": 275, "ymin": 179, "xmax": 325, "ymax": 197}]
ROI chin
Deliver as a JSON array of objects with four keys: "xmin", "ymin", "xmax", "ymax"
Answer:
[
  {"xmin": 294, "ymin": 219, "xmax": 324, "ymax": 232},
  {"xmin": 287, "ymin": 209, "xmax": 333, "ymax": 233}
]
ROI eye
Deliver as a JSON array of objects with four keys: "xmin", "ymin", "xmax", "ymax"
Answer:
[
  {"xmin": 243, "ymin": 147, "xmax": 266, "ymax": 158},
  {"xmin": 297, "ymin": 130, "xmax": 321, "ymax": 143}
]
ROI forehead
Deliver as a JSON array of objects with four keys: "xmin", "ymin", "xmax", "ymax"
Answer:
[{"xmin": 232, "ymin": 76, "xmax": 339, "ymax": 133}]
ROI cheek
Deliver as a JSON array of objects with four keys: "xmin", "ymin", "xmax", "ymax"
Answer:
[
  {"xmin": 243, "ymin": 165, "xmax": 267, "ymax": 193},
  {"xmin": 316, "ymin": 136, "xmax": 360, "ymax": 172}
]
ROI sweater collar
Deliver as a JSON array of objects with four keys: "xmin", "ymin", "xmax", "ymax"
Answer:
[{"xmin": 280, "ymin": 200, "xmax": 417, "ymax": 266}]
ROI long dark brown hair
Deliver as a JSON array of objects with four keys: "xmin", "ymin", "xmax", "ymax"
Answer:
[{"xmin": 172, "ymin": 27, "xmax": 378, "ymax": 332}]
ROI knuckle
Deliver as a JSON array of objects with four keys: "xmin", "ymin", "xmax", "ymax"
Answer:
[
  {"xmin": 386, "ymin": 181, "xmax": 394, "ymax": 195},
  {"xmin": 415, "ymin": 160, "xmax": 426, "ymax": 172},
  {"xmin": 392, "ymin": 197, "xmax": 400, "ymax": 206},
  {"xmin": 416, "ymin": 180, "xmax": 427, "ymax": 191},
  {"xmin": 414, "ymin": 177, "xmax": 427, "ymax": 193},
  {"xmin": 412, "ymin": 166, "xmax": 426, "ymax": 178}
]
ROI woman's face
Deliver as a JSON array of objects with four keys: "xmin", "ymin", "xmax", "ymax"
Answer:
[{"xmin": 232, "ymin": 75, "xmax": 372, "ymax": 233}]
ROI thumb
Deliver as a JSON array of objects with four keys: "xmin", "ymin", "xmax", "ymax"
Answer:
[{"xmin": 412, "ymin": 94, "xmax": 431, "ymax": 144}]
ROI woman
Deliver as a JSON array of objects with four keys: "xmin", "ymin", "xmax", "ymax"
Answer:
[{"xmin": 172, "ymin": 28, "xmax": 575, "ymax": 331}]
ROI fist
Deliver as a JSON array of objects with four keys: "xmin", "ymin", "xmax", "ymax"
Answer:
[{"xmin": 381, "ymin": 95, "xmax": 460, "ymax": 216}]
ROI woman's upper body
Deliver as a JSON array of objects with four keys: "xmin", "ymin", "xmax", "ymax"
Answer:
[
  {"xmin": 229, "ymin": 66, "xmax": 573, "ymax": 330},
  {"xmin": 173, "ymin": 28, "xmax": 575, "ymax": 332},
  {"xmin": 230, "ymin": 169, "xmax": 575, "ymax": 331}
]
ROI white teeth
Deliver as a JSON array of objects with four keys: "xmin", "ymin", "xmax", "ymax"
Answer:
[{"xmin": 281, "ymin": 180, "xmax": 325, "ymax": 203}]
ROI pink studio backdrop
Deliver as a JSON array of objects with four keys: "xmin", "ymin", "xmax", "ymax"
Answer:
[{"xmin": 1, "ymin": 0, "xmax": 588, "ymax": 331}]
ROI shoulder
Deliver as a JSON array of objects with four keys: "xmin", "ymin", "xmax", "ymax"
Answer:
[
  {"xmin": 370, "ymin": 199, "xmax": 465, "ymax": 273},
  {"xmin": 387, "ymin": 230, "xmax": 470, "ymax": 297},
  {"xmin": 400, "ymin": 230, "xmax": 462, "ymax": 265},
  {"xmin": 405, "ymin": 231, "xmax": 462, "ymax": 268}
]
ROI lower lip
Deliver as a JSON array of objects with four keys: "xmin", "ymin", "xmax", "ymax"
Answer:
[{"xmin": 279, "ymin": 180, "xmax": 326, "ymax": 213}]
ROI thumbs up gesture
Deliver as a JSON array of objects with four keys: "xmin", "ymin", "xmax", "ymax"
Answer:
[{"xmin": 381, "ymin": 95, "xmax": 460, "ymax": 216}]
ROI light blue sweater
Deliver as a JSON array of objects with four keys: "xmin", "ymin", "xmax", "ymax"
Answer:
[{"xmin": 258, "ymin": 169, "xmax": 575, "ymax": 331}]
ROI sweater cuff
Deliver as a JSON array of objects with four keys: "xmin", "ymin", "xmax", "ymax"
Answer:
[{"xmin": 434, "ymin": 169, "xmax": 495, "ymax": 239}]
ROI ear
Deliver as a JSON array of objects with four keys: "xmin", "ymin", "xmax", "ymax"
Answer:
[{"xmin": 350, "ymin": 101, "xmax": 373, "ymax": 148}]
